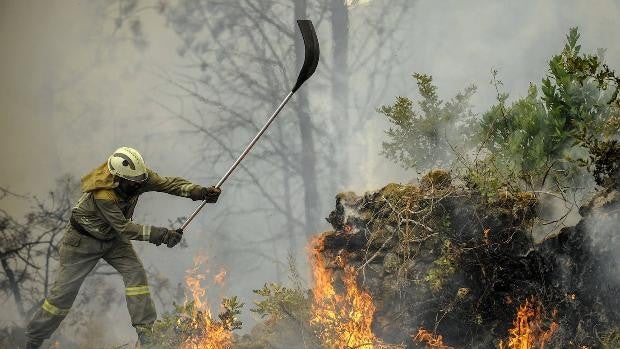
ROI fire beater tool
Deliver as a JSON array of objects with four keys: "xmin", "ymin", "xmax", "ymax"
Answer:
[{"xmin": 180, "ymin": 19, "xmax": 320, "ymax": 230}]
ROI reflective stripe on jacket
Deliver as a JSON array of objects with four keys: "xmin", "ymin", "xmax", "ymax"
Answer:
[{"xmin": 71, "ymin": 162, "xmax": 198, "ymax": 240}]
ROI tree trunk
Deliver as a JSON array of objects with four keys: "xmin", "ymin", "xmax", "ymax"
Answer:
[
  {"xmin": 294, "ymin": 0, "xmax": 320, "ymax": 236},
  {"xmin": 1, "ymin": 257, "xmax": 25, "ymax": 319},
  {"xmin": 330, "ymin": 0, "xmax": 350, "ymax": 189}
]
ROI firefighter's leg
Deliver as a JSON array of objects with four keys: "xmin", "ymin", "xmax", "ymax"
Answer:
[
  {"xmin": 103, "ymin": 238, "xmax": 157, "ymax": 338},
  {"xmin": 25, "ymin": 231, "xmax": 102, "ymax": 347}
]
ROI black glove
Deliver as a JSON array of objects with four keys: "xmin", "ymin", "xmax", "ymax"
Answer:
[
  {"xmin": 149, "ymin": 227, "xmax": 183, "ymax": 248},
  {"xmin": 189, "ymin": 186, "xmax": 221, "ymax": 203}
]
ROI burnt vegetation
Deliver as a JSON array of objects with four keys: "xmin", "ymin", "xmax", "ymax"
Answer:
[{"xmin": 316, "ymin": 171, "xmax": 618, "ymax": 348}]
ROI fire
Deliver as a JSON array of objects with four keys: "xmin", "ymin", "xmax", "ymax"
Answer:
[
  {"xmin": 499, "ymin": 297, "xmax": 559, "ymax": 349},
  {"xmin": 180, "ymin": 254, "xmax": 233, "ymax": 349},
  {"xmin": 310, "ymin": 235, "xmax": 377, "ymax": 348},
  {"xmin": 412, "ymin": 328, "xmax": 454, "ymax": 349},
  {"xmin": 214, "ymin": 268, "xmax": 227, "ymax": 285}
]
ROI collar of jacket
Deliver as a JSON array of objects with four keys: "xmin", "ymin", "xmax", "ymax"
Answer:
[{"xmin": 80, "ymin": 162, "xmax": 118, "ymax": 192}]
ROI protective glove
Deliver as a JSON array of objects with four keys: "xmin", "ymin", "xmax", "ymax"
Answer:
[
  {"xmin": 149, "ymin": 227, "xmax": 183, "ymax": 248},
  {"xmin": 189, "ymin": 186, "xmax": 222, "ymax": 203}
]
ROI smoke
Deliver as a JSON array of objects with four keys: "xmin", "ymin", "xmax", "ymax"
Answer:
[
  {"xmin": 343, "ymin": 0, "xmax": 620, "ymax": 190},
  {"xmin": 582, "ymin": 191, "xmax": 620, "ymax": 285},
  {"xmin": 2, "ymin": 0, "xmax": 620, "ymax": 346}
]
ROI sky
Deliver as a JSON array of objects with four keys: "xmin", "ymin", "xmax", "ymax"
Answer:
[{"xmin": 1, "ymin": 0, "xmax": 619, "ymax": 345}]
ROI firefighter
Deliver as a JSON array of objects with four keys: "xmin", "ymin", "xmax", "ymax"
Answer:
[{"xmin": 24, "ymin": 147, "xmax": 221, "ymax": 349}]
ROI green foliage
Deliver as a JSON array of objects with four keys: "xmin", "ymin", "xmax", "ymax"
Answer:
[
  {"xmin": 251, "ymin": 283, "xmax": 311, "ymax": 322},
  {"xmin": 479, "ymin": 27, "xmax": 619, "ymax": 189},
  {"xmin": 249, "ymin": 255, "xmax": 312, "ymax": 323},
  {"xmin": 424, "ymin": 240, "xmax": 457, "ymax": 292},
  {"xmin": 380, "ymin": 27, "xmax": 620, "ymax": 191},
  {"xmin": 379, "ymin": 73, "xmax": 477, "ymax": 171},
  {"xmin": 241, "ymin": 257, "xmax": 319, "ymax": 348},
  {"xmin": 587, "ymin": 139, "xmax": 620, "ymax": 188},
  {"xmin": 479, "ymin": 82, "xmax": 557, "ymax": 177},
  {"xmin": 462, "ymin": 155, "xmax": 520, "ymax": 201},
  {"xmin": 544, "ymin": 27, "xmax": 620, "ymax": 175},
  {"xmin": 219, "ymin": 296, "xmax": 244, "ymax": 330}
]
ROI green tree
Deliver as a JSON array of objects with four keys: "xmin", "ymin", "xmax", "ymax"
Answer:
[
  {"xmin": 478, "ymin": 79, "xmax": 563, "ymax": 188},
  {"xmin": 380, "ymin": 28, "xmax": 620, "ymax": 191},
  {"xmin": 479, "ymin": 27, "xmax": 620, "ymax": 189},
  {"xmin": 379, "ymin": 73, "xmax": 476, "ymax": 171}
]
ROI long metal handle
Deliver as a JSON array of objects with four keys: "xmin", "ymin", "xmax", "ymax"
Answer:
[
  {"xmin": 180, "ymin": 20, "xmax": 319, "ymax": 231},
  {"xmin": 180, "ymin": 91, "xmax": 294, "ymax": 230}
]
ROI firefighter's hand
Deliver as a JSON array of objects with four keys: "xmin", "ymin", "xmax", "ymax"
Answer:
[
  {"xmin": 150, "ymin": 227, "xmax": 183, "ymax": 248},
  {"xmin": 164, "ymin": 228, "xmax": 183, "ymax": 248},
  {"xmin": 189, "ymin": 186, "xmax": 221, "ymax": 203}
]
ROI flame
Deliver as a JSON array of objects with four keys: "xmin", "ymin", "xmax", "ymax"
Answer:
[
  {"xmin": 310, "ymin": 235, "xmax": 377, "ymax": 348},
  {"xmin": 412, "ymin": 328, "xmax": 454, "ymax": 349},
  {"xmin": 180, "ymin": 254, "xmax": 233, "ymax": 349},
  {"xmin": 214, "ymin": 268, "xmax": 227, "ymax": 285},
  {"xmin": 499, "ymin": 297, "xmax": 559, "ymax": 349},
  {"xmin": 483, "ymin": 228, "xmax": 491, "ymax": 244}
]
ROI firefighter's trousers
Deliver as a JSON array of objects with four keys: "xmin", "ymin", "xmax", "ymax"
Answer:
[{"xmin": 25, "ymin": 227, "xmax": 157, "ymax": 345}]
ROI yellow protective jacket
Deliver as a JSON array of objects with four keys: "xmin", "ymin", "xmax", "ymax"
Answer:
[{"xmin": 71, "ymin": 162, "xmax": 198, "ymax": 241}]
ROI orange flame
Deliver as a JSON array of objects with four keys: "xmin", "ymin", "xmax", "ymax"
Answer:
[
  {"xmin": 214, "ymin": 268, "xmax": 227, "ymax": 285},
  {"xmin": 499, "ymin": 297, "xmax": 559, "ymax": 349},
  {"xmin": 412, "ymin": 328, "xmax": 454, "ymax": 349},
  {"xmin": 310, "ymin": 235, "xmax": 377, "ymax": 348},
  {"xmin": 180, "ymin": 254, "xmax": 233, "ymax": 349}
]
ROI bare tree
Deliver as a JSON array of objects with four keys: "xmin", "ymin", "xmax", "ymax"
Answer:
[
  {"xmin": 159, "ymin": 0, "xmax": 326, "ymax": 253},
  {"xmin": 0, "ymin": 177, "xmax": 75, "ymax": 320},
  {"xmin": 106, "ymin": 1, "xmax": 417, "ymax": 272}
]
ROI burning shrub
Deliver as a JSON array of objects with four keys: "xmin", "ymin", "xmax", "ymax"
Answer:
[
  {"xmin": 242, "ymin": 163, "xmax": 617, "ymax": 348},
  {"xmin": 498, "ymin": 297, "xmax": 558, "ymax": 349},
  {"xmin": 151, "ymin": 297, "xmax": 242, "ymax": 349},
  {"xmin": 309, "ymin": 236, "xmax": 378, "ymax": 349},
  {"xmin": 412, "ymin": 328, "xmax": 453, "ymax": 349},
  {"xmin": 150, "ymin": 255, "xmax": 243, "ymax": 349},
  {"xmin": 313, "ymin": 170, "xmax": 619, "ymax": 348}
]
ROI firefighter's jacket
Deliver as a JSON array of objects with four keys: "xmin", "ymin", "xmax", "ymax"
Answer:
[{"xmin": 72, "ymin": 162, "xmax": 198, "ymax": 241}]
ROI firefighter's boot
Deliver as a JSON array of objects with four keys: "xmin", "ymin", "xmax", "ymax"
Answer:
[{"xmin": 136, "ymin": 324, "xmax": 158, "ymax": 348}]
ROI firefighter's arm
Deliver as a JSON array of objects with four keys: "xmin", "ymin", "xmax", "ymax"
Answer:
[
  {"xmin": 142, "ymin": 169, "xmax": 221, "ymax": 202},
  {"xmin": 93, "ymin": 193, "xmax": 182, "ymax": 247},
  {"xmin": 93, "ymin": 190, "xmax": 152, "ymax": 241},
  {"xmin": 141, "ymin": 169, "xmax": 198, "ymax": 198}
]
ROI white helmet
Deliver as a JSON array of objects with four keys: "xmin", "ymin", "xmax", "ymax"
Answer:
[{"xmin": 107, "ymin": 147, "xmax": 148, "ymax": 182}]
